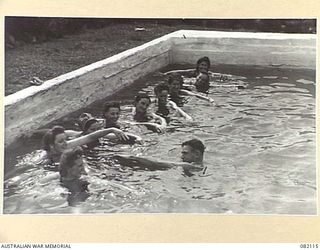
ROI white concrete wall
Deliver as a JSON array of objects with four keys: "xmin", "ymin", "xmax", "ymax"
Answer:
[
  {"xmin": 5, "ymin": 33, "xmax": 173, "ymax": 147},
  {"xmin": 170, "ymin": 30, "xmax": 316, "ymax": 69},
  {"xmin": 5, "ymin": 30, "xmax": 316, "ymax": 147}
]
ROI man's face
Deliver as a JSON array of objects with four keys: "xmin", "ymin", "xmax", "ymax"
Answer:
[{"xmin": 181, "ymin": 145, "xmax": 199, "ymax": 163}]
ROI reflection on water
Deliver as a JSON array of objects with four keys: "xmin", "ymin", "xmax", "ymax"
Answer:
[{"xmin": 4, "ymin": 65, "xmax": 316, "ymax": 214}]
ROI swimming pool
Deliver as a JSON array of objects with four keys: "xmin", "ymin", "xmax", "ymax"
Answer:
[{"xmin": 4, "ymin": 64, "xmax": 316, "ymax": 214}]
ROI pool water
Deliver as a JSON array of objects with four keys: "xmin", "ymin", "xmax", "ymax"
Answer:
[{"xmin": 3, "ymin": 64, "xmax": 316, "ymax": 214}]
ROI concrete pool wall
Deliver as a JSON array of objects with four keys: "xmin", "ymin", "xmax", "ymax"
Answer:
[{"xmin": 4, "ymin": 30, "xmax": 316, "ymax": 147}]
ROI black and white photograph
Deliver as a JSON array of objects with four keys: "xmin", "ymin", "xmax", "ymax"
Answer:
[{"xmin": 3, "ymin": 17, "xmax": 317, "ymax": 215}]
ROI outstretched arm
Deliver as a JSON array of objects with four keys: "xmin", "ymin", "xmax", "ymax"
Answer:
[
  {"xmin": 167, "ymin": 101, "xmax": 193, "ymax": 121},
  {"xmin": 127, "ymin": 121, "xmax": 166, "ymax": 133},
  {"xmin": 180, "ymin": 89, "xmax": 215, "ymax": 104},
  {"xmin": 65, "ymin": 130, "xmax": 82, "ymax": 138},
  {"xmin": 125, "ymin": 112, "xmax": 167, "ymax": 133},
  {"xmin": 164, "ymin": 69, "xmax": 195, "ymax": 77},
  {"xmin": 114, "ymin": 155, "xmax": 192, "ymax": 170},
  {"xmin": 151, "ymin": 112, "xmax": 167, "ymax": 127},
  {"xmin": 103, "ymin": 131, "xmax": 143, "ymax": 143},
  {"xmin": 67, "ymin": 128, "xmax": 129, "ymax": 148}
]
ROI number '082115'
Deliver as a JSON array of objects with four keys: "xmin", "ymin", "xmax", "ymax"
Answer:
[{"xmin": 300, "ymin": 244, "xmax": 319, "ymax": 248}]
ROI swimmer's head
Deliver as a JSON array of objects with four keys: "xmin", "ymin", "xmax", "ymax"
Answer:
[
  {"xmin": 103, "ymin": 101, "xmax": 121, "ymax": 124},
  {"xmin": 134, "ymin": 93, "xmax": 151, "ymax": 114},
  {"xmin": 167, "ymin": 73, "xmax": 183, "ymax": 95},
  {"xmin": 83, "ymin": 118, "xmax": 101, "ymax": 134},
  {"xmin": 154, "ymin": 84, "xmax": 169, "ymax": 103},
  {"xmin": 181, "ymin": 139, "xmax": 205, "ymax": 163},
  {"xmin": 195, "ymin": 72, "xmax": 210, "ymax": 93},
  {"xmin": 78, "ymin": 113, "xmax": 92, "ymax": 124},
  {"xmin": 78, "ymin": 113, "xmax": 101, "ymax": 134},
  {"xmin": 59, "ymin": 146, "xmax": 84, "ymax": 180},
  {"xmin": 42, "ymin": 126, "xmax": 67, "ymax": 154},
  {"xmin": 196, "ymin": 57, "xmax": 211, "ymax": 73}
]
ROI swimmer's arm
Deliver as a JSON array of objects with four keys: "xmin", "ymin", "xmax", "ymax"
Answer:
[
  {"xmin": 123, "ymin": 112, "xmax": 166, "ymax": 133},
  {"xmin": 26, "ymin": 128, "xmax": 82, "ymax": 140},
  {"xmin": 164, "ymin": 69, "xmax": 195, "ymax": 77},
  {"xmin": 114, "ymin": 155, "xmax": 190, "ymax": 170},
  {"xmin": 67, "ymin": 128, "xmax": 129, "ymax": 147},
  {"xmin": 182, "ymin": 84, "xmax": 197, "ymax": 92},
  {"xmin": 168, "ymin": 101, "xmax": 193, "ymax": 121},
  {"xmin": 103, "ymin": 131, "xmax": 143, "ymax": 143},
  {"xmin": 65, "ymin": 130, "xmax": 82, "ymax": 138},
  {"xmin": 209, "ymin": 72, "xmax": 229, "ymax": 81},
  {"xmin": 180, "ymin": 89, "xmax": 215, "ymax": 104},
  {"xmin": 151, "ymin": 112, "xmax": 167, "ymax": 127},
  {"xmin": 128, "ymin": 121, "xmax": 166, "ymax": 133}
]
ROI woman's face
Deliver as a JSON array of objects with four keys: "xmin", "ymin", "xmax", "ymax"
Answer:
[
  {"xmin": 86, "ymin": 122, "xmax": 101, "ymax": 134},
  {"xmin": 169, "ymin": 80, "xmax": 181, "ymax": 95},
  {"xmin": 157, "ymin": 90, "xmax": 169, "ymax": 103},
  {"xmin": 135, "ymin": 98, "xmax": 150, "ymax": 113},
  {"xmin": 198, "ymin": 61, "xmax": 209, "ymax": 73},
  {"xmin": 104, "ymin": 107, "xmax": 120, "ymax": 124},
  {"xmin": 53, "ymin": 133, "xmax": 68, "ymax": 153}
]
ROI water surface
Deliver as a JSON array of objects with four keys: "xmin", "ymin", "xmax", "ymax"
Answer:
[{"xmin": 4, "ymin": 64, "xmax": 316, "ymax": 214}]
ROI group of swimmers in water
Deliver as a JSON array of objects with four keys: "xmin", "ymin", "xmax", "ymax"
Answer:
[{"xmin": 31, "ymin": 56, "xmax": 219, "ymax": 205}]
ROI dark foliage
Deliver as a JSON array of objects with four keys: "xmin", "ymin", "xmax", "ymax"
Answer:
[{"xmin": 5, "ymin": 17, "xmax": 316, "ymax": 48}]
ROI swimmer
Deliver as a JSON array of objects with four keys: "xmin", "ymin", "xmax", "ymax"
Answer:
[
  {"xmin": 114, "ymin": 139, "xmax": 208, "ymax": 177},
  {"xmin": 154, "ymin": 83, "xmax": 193, "ymax": 122},
  {"xmin": 130, "ymin": 93, "xmax": 167, "ymax": 133},
  {"xmin": 27, "ymin": 114, "xmax": 102, "ymax": 141},
  {"xmin": 103, "ymin": 101, "xmax": 121, "ymax": 129},
  {"xmin": 69, "ymin": 112, "xmax": 142, "ymax": 145},
  {"xmin": 167, "ymin": 73, "xmax": 215, "ymax": 104},
  {"xmin": 41, "ymin": 125, "xmax": 129, "ymax": 163},
  {"xmin": 193, "ymin": 72, "xmax": 210, "ymax": 93},
  {"xmin": 59, "ymin": 147, "xmax": 89, "ymax": 206},
  {"xmin": 76, "ymin": 114, "xmax": 105, "ymax": 148},
  {"xmin": 164, "ymin": 56, "xmax": 213, "ymax": 77},
  {"xmin": 167, "ymin": 73, "xmax": 185, "ymax": 106},
  {"xmin": 59, "ymin": 146, "xmax": 86, "ymax": 182},
  {"xmin": 102, "ymin": 102, "xmax": 143, "ymax": 143}
]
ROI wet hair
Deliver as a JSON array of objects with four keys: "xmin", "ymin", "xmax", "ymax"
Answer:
[
  {"xmin": 167, "ymin": 73, "xmax": 183, "ymax": 87},
  {"xmin": 134, "ymin": 93, "xmax": 151, "ymax": 105},
  {"xmin": 59, "ymin": 146, "xmax": 83, "ymax": 178},
  {"xmin": 82, "ymin": 118, "xmax": 99, "ymax": 134},
  {"xmin": 154, "ymin": 83, "xmax": 170, "ymax": 95},
  {"xmin": 42, "ymin": 126, "xmax": 65, "ymax": 152},
  {"xmin": 182, "ymin": 139, "xmax": 205, "ymax": 156},
  {"xmin": 103, "ymin": 101, "xmax": 120, "ymax": 115},
  {"xmin": 196, "ymin": 56, "xmax": 211, "ymax": 70},
  {"xmin": 77, "ymin": 113, "xmax": 99, "ymax": 134}
]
